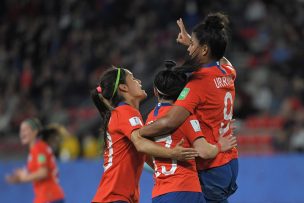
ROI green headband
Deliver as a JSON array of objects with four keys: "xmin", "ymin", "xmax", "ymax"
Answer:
[
  {"xmin": 112, "ymin": 68, "xmax": 121, "ymax": 98},
  {"xmin": 24, "ymin": 118, "xmax": 42, "ymax": 131}
]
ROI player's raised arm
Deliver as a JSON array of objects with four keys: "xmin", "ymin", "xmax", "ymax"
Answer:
[{"xmin": 176, "ymin": 18, "xmax": 192, "ymax": 46}]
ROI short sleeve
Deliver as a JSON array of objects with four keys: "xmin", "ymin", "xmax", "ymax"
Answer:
[
  {"xmin": 32, "ymin": 147, "xmax": 48, "ymax": 168},
  {"xmin": 174, "ymin": 80, "xmax": 203, "ymax": 114},
  {"xmin": 118, "ymin": 106, "xmax": 144, "ymax": 140},
  {"xmin": 180, "ymin": 115, "xmax": 205, "ymax": 144}
]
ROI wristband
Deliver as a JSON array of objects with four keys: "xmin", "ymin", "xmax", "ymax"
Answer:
[{"xmin": 216, "ymin": 142, "xmax": 222, "ymax": 153}]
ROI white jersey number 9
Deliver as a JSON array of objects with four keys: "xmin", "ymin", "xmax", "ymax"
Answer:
[{"xmin": 219, "ymin": 92, "xmax": 233, "ymax": 136}]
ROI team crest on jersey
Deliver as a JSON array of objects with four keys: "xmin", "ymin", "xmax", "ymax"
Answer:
[
  {"xmin": 38, "ymin": 154, "xmax": 46, "ymax": 164},
  {"xmin": 177, "ymin": 88, "xmax": 190, "ymax": 100},
  {"xmin": 190, "ymin": 120, "xmax": 201, "ymax": 132},
  {"xmin": 129, "ymin": 117, "xmax": 143, "ymax": 126}
]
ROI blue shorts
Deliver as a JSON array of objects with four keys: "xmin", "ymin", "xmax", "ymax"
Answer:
[
  {"xmin": 112, "ymin": 201, "xmax": 128, "ymax": 203},
  {"xmin": 198, "ymin": 159, "xmax": 238, "ymax": 203},
  {"xmin": 152, "ymin": 191, "xmax": 205, "ymax": 203},
  {"xmin": 50, "ymin": 199, "xmax": 64, "ymax": 203}
]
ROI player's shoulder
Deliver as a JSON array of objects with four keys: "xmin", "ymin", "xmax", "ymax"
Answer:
[
  {"xmin": 32, "ymin": 140, "xmax": 49, "ymax": 153},
  {"xmin": 117, "ymin": 104, "xmax": 139, "ymax": 113},
  {"xmin": 114, "ymin": 104, "xmax": 141, "ymax": 117},
  {"xmin": 196, "ymin": 64, "xmax": 236, "ymax": 86},
  {"xmin": 190, "ymin": 66, "xmax": 216, "ymax": 83}
]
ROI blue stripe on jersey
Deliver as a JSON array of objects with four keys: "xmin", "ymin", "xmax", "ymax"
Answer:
[
  {"xmin": 202, "ymin": 61, "xmax": 227, "ymax": 75},
  {"xmin": 153, "ymin": 103, "xmax": 172, "ymax": 117},
  {"xmin": 117, "ymin": 102, "xmax": 128, "ymax": 106}
]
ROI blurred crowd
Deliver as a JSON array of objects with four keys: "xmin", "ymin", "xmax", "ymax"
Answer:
[{"xmin": 0, "ymin": 0, "xmax": 304, "ymax": 159}]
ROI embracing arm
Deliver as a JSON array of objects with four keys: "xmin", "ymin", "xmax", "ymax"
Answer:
[
  {"xmin": 131, "ymin": 130, "xmax": 197, "ymax": 161},
  {"xmin": 137, "ymin": 106, "xmax": 190, "ymax": 138},
  {"xmin": 193, "ymin": 135, "xmax": 237, "ymax": 159},
  {"xmin": 193, "ymin": 138, "xmax": 219, "ymax": 159}
]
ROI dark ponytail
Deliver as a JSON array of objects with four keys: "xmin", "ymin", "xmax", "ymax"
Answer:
[
  {"xmin": 154, "ymin": 60, "xmax": 188, "ymax": 101},
  {"xmin": 91, "ymin": 88, "xmax": 112, "ymax": 148},
  {"xmin": 179, "ymin": 12, "xmax": 230, "ymax": 74},
  {"xmin": 91, "ymin": 67, "xmax": 127, "ymax": 147}
]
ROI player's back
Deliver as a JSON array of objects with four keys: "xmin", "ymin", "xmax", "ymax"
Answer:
[
  {"xmin": 92, "ymin": 103, "xmax": 145, "ymax": 203},
  {"xmin": 175, "ymin": 62, "xmax": 238, "ymax": 170},
  {"xmin": 146, "ymin": 103, "xmax": 202, "ymax": 198}
]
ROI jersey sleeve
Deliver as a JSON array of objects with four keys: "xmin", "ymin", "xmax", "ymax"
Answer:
[
  {"xmin": 118, "ymin": 106, "xmax": 144, "ymax": 140},
  {"xmin": 180, "ymin": 115, "xmax": 205, "ymax": 144},
  {"xmin": 174, "ymin": 79, "xmax": 204, "ymax": 114},
  {"xmin": 31, "ymin": 145, "xmax": 48, "ymax": 168}
]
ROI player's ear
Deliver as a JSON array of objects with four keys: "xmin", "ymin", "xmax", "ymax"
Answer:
[
  {"xmin": 153, "ymin": 87, "xmax": 159, "ymax": 97},
  {"xmin": 118, "ymin": 84, "xmax": 128, "ymax": 92},
  {"xmin": 201, "ymin": 44, "xmax": 208, "ymax": 56}
]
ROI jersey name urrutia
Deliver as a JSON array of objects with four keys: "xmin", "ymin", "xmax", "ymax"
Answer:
[{"xmin": 175, "ymin": 63, "xmax": 238, "ymax": 170}]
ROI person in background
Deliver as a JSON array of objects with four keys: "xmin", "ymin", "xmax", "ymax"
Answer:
[{"xmin": 6, "ymin": 118, "xmax": 65, "ymax": 203}]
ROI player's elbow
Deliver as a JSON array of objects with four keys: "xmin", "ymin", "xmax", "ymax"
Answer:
[{"xmin": 34, "ymin": 167, "xmax": 48, "ymax": 181}]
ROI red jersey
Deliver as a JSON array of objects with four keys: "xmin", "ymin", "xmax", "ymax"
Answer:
[
  {"xmin": 146, "ymin": 103, "xmax": 203, "ymax": 198},
  {"xmin": 27, "ymin": 140, "xmax": 64, "ymax": 203},
  {"xmin": 92, "ymin": 103, "xmax": 145, "ymax": 203},
  {"xmin": 175, "ymin": 62, "xmax": 238, "ymax": 170}
]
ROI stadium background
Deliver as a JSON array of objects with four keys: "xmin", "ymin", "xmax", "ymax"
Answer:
[{"xmin": 0, "ymin": 0, "xmax": 304, "ymax": 202}]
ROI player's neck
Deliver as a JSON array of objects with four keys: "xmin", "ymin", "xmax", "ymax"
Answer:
[
  {"xmin": 201, "ymin": 58, "xmax": 216, "ymax": 66},
  {"xmin": 158, "ymin": 98, "xmax": 173, "ymax": 104},
  {"xmin": 124, "ymin": 98, "xmax": 140, "ymax": 109},
  {"xmin": 29, "ymin": 138, "xmax": 37, "ymax": 148}
]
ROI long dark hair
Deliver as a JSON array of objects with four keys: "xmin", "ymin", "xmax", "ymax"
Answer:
[
  {"xmin": 154, "ymin": 60, "xmax": 188, "ymax": 101},
  {"xmin": 91, "ymin": 67, "xmax": 127, "ymax": 147},
  {"xmin": 179, "ymin": 12, "xmax": 230, "ymax": 74}
]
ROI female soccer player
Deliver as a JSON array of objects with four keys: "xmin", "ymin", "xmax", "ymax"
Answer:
[
  {"xmin": 6, "ymin": 118, "xmax": 65, "ymax": 203},
  {"xmin": 147, "ymin": 65, "xmax": 237, "ymax": 203},
  {"xmin": 91, "ymin": 67, "xmax": 198, "ymax": 203},
  {"xmin": 132, "ymin": 12, "xmax": 238, "ymax": 203}
]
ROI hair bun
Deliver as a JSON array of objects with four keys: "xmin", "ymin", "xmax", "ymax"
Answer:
[
  {"xmin": 204, "ymin": 12, "xmax": 229, "ymax": 31},
  {"xmin": 164, "ymin": 60, "xmax": 177, "ymax": 70}
]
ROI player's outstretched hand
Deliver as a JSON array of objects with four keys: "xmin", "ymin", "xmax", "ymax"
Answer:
[
  {"xmin": 171, "ymin": 139, "xmax": 198, "ymax": 161},
  {"xmin": 176, "ymin": 18, "xmax": 191, "ymax": 46},
  {"xmin": 5, "ymin": 170, "xmax": 21, "ymax": 184}
]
